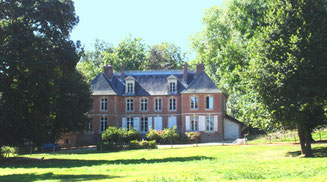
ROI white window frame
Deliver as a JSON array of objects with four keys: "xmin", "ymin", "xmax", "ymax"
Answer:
[
  {"xmin": 191, "ymin": 116, "xmax": 198, "ymax": 131},
  {"xmin": 206, "ymin": 116, "xmax": 214, "ymax": 131},
  {"xmin": 125, "ymin": 76, "xmax": 136, "ymax": 94},
  {"xmin": 190, "ymin": 96, "xmax": 199, "ymax": 110},
  {"xmin": 205, "ymin": 95, "xmax": 214, "ymax": 110},
  {"xmin": 127, "ymin": 117, "xmax": 134, "ymax": 130},
  {"xmin": 154, "ymin": 97, "xmax": 162, "ymax": 111},
  {"xmin": 140, "ymin": 98, "xmax": 148, "ymax": 112},
  {"xmin": 169, "ymin": 97, "xmax": 177, "ymax": 111},
  {"xmin": 126, "ymin": 99, "xmax": 134, "ymax": 112},
  {"xmin": 100, "ymin": 117, "xmax": 108, "ymax": 133},
  {"xmin": 167, "ymin": 75, "xmax": 178, "ymax": 93},
  {"xmin": 140, "ymin": 117, "xmax": 148, "ymax": 133},
  {"xmin": 100, "ymin": 97, "xmax": 108, "ymax": 111}
]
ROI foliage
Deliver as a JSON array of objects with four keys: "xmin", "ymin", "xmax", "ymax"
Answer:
[
  {"xmin": 102, "ymin": 127, "xmax": 141, "ymax": 145},
  {"xmin": 191, "ymin": 0, "xmax": 270, "ymax": 130},
  {"xmin": 185, "ymin": 132, "xmax": 201, "ymax": 143},
  {"xmin": 246, "ymin": 0, "xmax": 327, "ymax": 156},
  {"xmin": 192, "ymin": 0, "xmax": 327, "ymax": 157},
  {"xmin": 141, "ymin": 42, "xmax": 186, "ymax": 70},
  {"xmin": 77, "ymin": 38, "xmax": 189, "ymax": 83},
  {"xmin": 146, "ymin": 129, "xmax": 163, "ymax": 143},
  {"xmin": 0, "ymin": 0, "xmax": 92, "ymax": 150},
  {"xmin": 0, "ymin": 146, "xmax": 17, "ymax": 158},
  {"xmin": 161, "ymin": 127, "xmax": 179, "ymax": 144},
  {"xmin": 129, "ymin": 140, "xmax": 157, "ymax": 149}
]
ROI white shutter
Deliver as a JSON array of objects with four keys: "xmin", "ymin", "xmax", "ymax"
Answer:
[
  {"xmin": 209, "ymin": 97, "xmax": 213, "ymax": 109},
  {"xmin": 199, "ymin": 115, "xmax": 206, "ymax": 131},
  {"xmin": 214, "ymin": 115, "xmax": 218, "ymax": 131},
  {"xmin": 185, "ymin": 116, "xmax": 190, "ymax": 131},
  {"xmin": 168, "ymin": 116, "xmax": 177, "ymax": 128},
  {"xmin": 134, "ymin": 117, "xmax": 140, "ymax": 131},
  {"xmin": 154, "ymin": 117, "xmax": 162, "ymax": 130},
  {"xmin": 122, "ymin": 117, "xmax": 127, "ymax": 129},
  {"xmin": 148, "ymin": 117, "xmax": 153, "ymax": 131}
]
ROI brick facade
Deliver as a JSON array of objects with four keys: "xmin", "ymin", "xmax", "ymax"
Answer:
[{"xmin": 58, "ymin": 64, "xmax": 240, "ymax": 147}]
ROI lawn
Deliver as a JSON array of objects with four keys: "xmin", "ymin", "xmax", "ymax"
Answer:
[{"xmin": 1, "ymin": 144, "xmax": 327, "ymax": 182}]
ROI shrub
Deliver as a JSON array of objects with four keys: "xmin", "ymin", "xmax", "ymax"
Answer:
[
  {"xmin": 161, "ymin": 127, "xmax": 179, "ymax": 147},
  {"xmin": 1, "ymin": 146, "xmax": 17, "ymax": 158},
  {"xmin": 128, "ymin": 140, "xmax": 157, "ymax": 149},
  {"xmin": 102, "ymin": 127, "xmax": 125, "ymax": 144},
  {"xmin": 126, "ymin": 129, "xmax": 141, "ymax": 143},
  {"xmin": 146, "ymin": 129, "xmax": 162, "ymax": 143},
  {"xmin": 185, "ymin": 132, "xmax": 201, "ymax": 143}
]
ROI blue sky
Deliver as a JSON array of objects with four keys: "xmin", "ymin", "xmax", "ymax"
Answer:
[{"xmin": 70, "ymin": 0, "xmax": 225, "ymax": 60}]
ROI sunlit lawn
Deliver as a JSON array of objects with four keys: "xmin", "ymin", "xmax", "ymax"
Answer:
[{"xmin": 1, "ymin": 143, "xmax": 327, "ymax": 182}]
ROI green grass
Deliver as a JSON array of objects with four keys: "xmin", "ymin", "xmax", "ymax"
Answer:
[
  {"xmin": 1, "ymin": 144, "xmax": 327, "ymax": 182},
  {"xmin": 248, "ymin": 128, "xmax": 327, "ymax": 144}
]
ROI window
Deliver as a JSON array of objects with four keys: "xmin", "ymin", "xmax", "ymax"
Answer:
[
  {"xmin": 154, "ymin": 98, "xmax": 162, "ymax": 111},
  {"xmin": 206, "ymin": 116, "xmax": 214, "ymax": 131},
  {"xmin": 100, "ymin": 117, "xmax": 108, "ymax": 132},
  {"xmin": 126, "ymin": 99, "xmax": 134, "ymax": 111},
  {"xmin": 190, "ymin": 96, "xmax": 198, "ymax": 109},
  {"xmin": 100, "ymin": 98, "xmax": 108, "ymax": 111},
  {"xmin": 88, "ymin": 121, "xmax": 93, "ymax": 132},
  {"xmin": 191, "ymin": 116, "xmax": 198, "ymax": 131},
  {"xmin": 127, "ymin": 117, "xmax": 134, "ymax": 130},
  {"xmin": 169, "ymin": 98, "xmax": 176, "ymax": 111},
  {"xmin": 140, "ymin": 98, "xmax": 148, "ymax": 111},
  {"xmin": 169, "ymin": 82, "xmax": 176, "ymax": 92},
  {"xmin": 140, "ymin": 117, "xmax": 148, "ymax": 133},
  {"xmin": 127, "ymin": 82, "xmax": 134, "ymax": 93},
  {"xmin": 206, "ymin": 96, "xmax": 213, "ymax": 109}
]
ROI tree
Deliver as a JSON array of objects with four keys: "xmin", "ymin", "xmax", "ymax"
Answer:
[
  {"xmin": 247, "ymin": 0, "xmax": 327, "ymax": 157},
  {"xmin": 0, "ymin": 0, "xmax": 92, "ymax": 151},
  {"xmin": 141, "ymin": 42, "xmax": 186, "ymax": 70},
  {"xmin": 191, "ymin": 0, "xmax": 271, "ymax": 130}
]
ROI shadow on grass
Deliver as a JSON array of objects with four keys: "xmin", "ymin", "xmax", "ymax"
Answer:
[
  {"xmin": 286, "ymin": 147, "xmax": 327, "ymax": 157},
  {"xmin": 0, "ymin": 172, "xmax": 115, "ymax": 182},
  {"xmin": 0, "ymin": 155, "xmax": 214, "ymax": 169}
]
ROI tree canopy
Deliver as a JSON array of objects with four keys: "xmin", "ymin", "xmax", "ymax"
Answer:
[
  {"xmin": 192, "ymin": 0, "xmax": 327, "ymax": 157},
  {"xmin": 0, "ymin": 0, "xmax": 92, "ymax": 149},
  {"xmin": 77, "ymin": 38, "xmax": 188, "ymax": 83}
]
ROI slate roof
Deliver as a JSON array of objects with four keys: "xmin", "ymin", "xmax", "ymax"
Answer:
[
  {"xmin": 181, "ymin": 71, "xmax": 222, "ymax": 94},
  {"xmin": 224, "ymin": 114, "xmax": 243, "ymax": 125},
  {"xmin": 90, "ymin": 70, "xmax": 223, "ymax": 96}
]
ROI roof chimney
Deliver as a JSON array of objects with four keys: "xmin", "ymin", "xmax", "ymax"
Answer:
[
  {"xmin": 104, "ymin": 65, "xmax": 113, "ymax": 79},
  {"xmin": 120, "ymin": 64, "xmax": 125, "ymax": 80},
  {"xmin": 183, "ymin": 62, "xmax": 188, "ymax": 82},
  {"xmin": 196, "ymin": 63, "xmax": 204, "ymax": 76}
]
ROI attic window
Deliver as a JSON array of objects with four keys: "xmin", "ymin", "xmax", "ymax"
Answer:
[
  {"xmin": 125, "ymin": 76, "xmax": 136, "ymax": 94},
  {"xmin": 167, "ymin": 75, "xmax": 178, "ymax": 93},
  {"xmin": 127, "ymin": 83, "xmax": 134, "ymax": 93},
  {"xmin": 169, "ymin": 82, "xmax": 176, "ymax": 92}
]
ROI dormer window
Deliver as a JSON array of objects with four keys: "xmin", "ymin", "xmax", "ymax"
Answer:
[
  {"xmin": 169, "ymin": 82, "xmax": 176, "ymax": 92},
  {"xmin": 167, "ymin": 75, "xmax": 178, "ymax": 93},
  {"xmin": 127, "ymin": 83, "xmax": 134, "ymax": 93},
  {"xmin": 125, "ymin": 76, "xmax": 135, "ymax": 94}
]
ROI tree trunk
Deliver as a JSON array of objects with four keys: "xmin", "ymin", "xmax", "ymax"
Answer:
[{"xmin": 297, "ymin": 124, "xmax": 314, "ymax": 157}]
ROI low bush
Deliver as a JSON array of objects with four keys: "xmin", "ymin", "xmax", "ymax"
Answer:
[
  {"xmin": 185, "ymin": 132, "xmax": 201, "ymax": 144},
  {"xmin": 129, "ymin": 140, "xmax": 157, "ymax": 149},
  {"xmin": 1, "ymin": 146, "xmax": 17, "ymax": 157},
  {"xmin": 102, "ymin": 127, "xmax": 141, "ymax": 145},
  {"xmin": 161, "ymin": 127, "xmax": 179, "ymax": 145},
  {"xmin": 146, "ymin": 129, "xmax": 162, "ymax": 143}
]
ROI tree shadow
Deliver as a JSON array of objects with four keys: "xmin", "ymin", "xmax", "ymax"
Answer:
[
  {"xmin": 0, "ymin": 172, "xmax": 115, "ymax": 182},
  {"xmin": 0, "ymin": 155, "xmax": 214, "ymax": 169},
  {"xmin": 286, "ymin": 147, "xmax": 327, "ymax": 158}
]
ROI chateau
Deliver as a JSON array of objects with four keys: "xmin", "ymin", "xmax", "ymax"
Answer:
[{"xmin": 59, "ymin": 63, "xmax": 242, "ymax": 146}]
